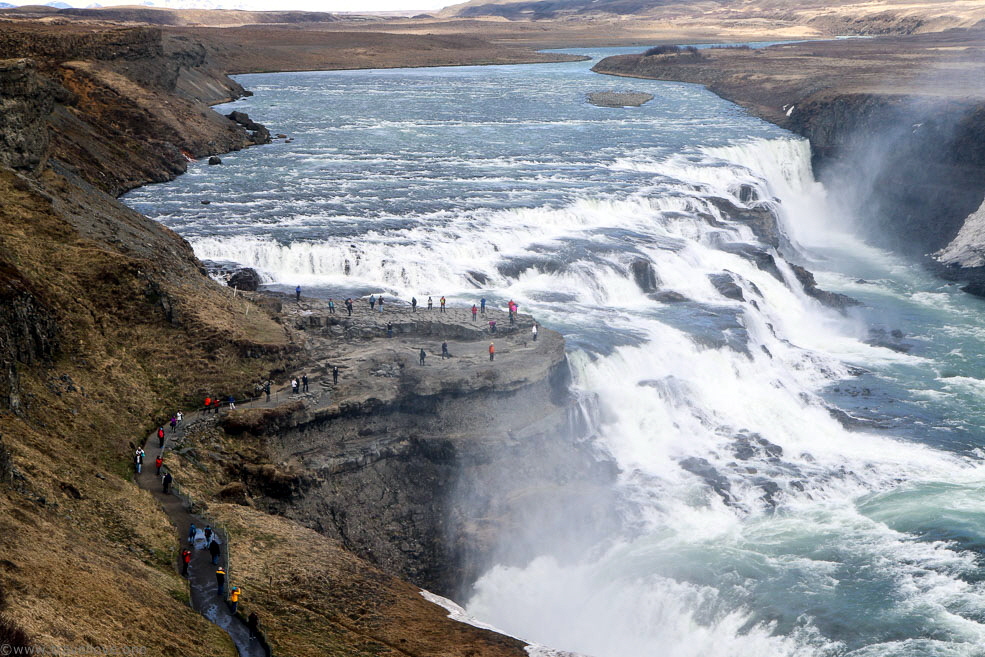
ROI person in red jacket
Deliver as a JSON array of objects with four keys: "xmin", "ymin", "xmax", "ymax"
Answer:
[
  {"xmin": 471, "ymin": 304, "xmax": 478, "ymax": 321},
  {"xmin": 157, "ymin": 426, "xmax": 165, "ymax": 448},
  {"xmin": 180, "ymin": 548, "xmax": 192, "ymax": 577},
  {"xmin": 489, "ymin": 342, "xmax": 495, "ymax": 362},
  {"xmin": 155, "ymin": 455, "xmax": 163, "ymax": 476},
  {"xmin": 204, "ymin": 396, "xmax": 211, "ymax": 414}
]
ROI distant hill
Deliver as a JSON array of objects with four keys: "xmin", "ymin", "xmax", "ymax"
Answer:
[
  {"xmin": 0, "ymin": 2, "xmax": 14, "ymax": 6},
  {"xmin": 45, "ymin": 0, "xmax": 71, "ymax": 6}
]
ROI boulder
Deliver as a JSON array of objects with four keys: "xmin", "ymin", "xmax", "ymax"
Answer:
[
  {"xmin": 708, "ymin": 272, "xmax": 745, "ymax": 301},
  {"xmin": 629, "ymin": 257, "xmax": 659, "ymax": 292},
  {"xmin": 787, "ymin": 262, "xmax": 861, "ymax": 311},
  {"xmin": 208, "ymin": 155, "xmax": 221, "ymax": 165},
  {"xmin": 227, "ymin": 268, "xmax": 261, "ymax": 292}
]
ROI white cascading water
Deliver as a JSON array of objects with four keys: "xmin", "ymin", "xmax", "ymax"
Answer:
[{"xmin": 126, "ymin": 62, "xmax": 985, "ymax": 652}]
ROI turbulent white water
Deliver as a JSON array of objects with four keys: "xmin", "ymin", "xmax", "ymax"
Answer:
[{"xmin": 123, "ymin": 52, "xmax": 985, "ymax": 656}]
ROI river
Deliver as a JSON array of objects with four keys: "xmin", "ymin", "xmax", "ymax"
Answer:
[{"xmin": 123, "ymin": 47, "xmax": 985, "ymax": 657}]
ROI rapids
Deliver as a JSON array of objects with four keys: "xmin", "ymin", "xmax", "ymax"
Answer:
[{"xmin": 123, "ymin": 47, "xmax": 985, "ymax": 657}]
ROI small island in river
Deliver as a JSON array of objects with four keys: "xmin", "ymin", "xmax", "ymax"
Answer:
[{"xmin": 588, "ymin": 91, "xmax": 655, "ymax": 107}]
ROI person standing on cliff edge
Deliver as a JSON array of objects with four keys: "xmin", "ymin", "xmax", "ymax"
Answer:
[
  {"xmin": 481, "ymin": 297, "xmax": 486, "ymax": 315},
  {"xmin": 333, "ymin": 366, "xmax": 339, "ymax": 385},
  {"xmin": 370, "ymin": 295, "xmax": 376, "ymax": 310},
  {"xmin": 420, "ymin": 348, "xmax": 427, "ymax": 366},
  {"xmin": 532, "ymin": 323, "xmax": 538, "ymax": 342},
  {"xmin": 412, "ymin": 297, "xmax": 417, "ymax": 312},
  {"xmin": 296, "ymin": 285, "xmax": 301, "ymax": 302}
]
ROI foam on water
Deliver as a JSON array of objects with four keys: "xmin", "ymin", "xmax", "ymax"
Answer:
[{"xmin": 123, "ymin": 60, "xmax": 985, "ymax": 657}]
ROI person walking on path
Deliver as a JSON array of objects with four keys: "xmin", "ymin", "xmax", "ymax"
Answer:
[
  {"xmin": 471, "ymin": 305, "xmax": 478, "ymax": 321},
  {"xmin": 291, "ymin": 378, "xmax": 298, "ymax": 395},
  {"xmin": 180, "ymin": 548, "xmax": 192, "ymax": 577},
  {"xmin": 386, "ymin": 322, "xmax": 393, "ymax": 338},
  {"xmin": 295, "ymin": 285, "xmax": 301, "ymax": 302},
  {"xmin": 489, "ymin": 342, "xmax": 495, "ymax": 362},
  {"xmin": 216, "ymin": 566, "xmax": 226, "ymax": 596},
  {"xmin": 328, "ymin": 298, "xmax": 335, "ymax": 314},
  {"xmin": 378, "ymin": 296, "xmax": 384, "ymax": 312},
  {"xmin": 229, "ymin": 586, "xmax": 241, "ymax": 614},
  {"xmin": 248, "ymin": 612, "xmax": 259, "ymax": 640},
  {"xmin": 157, "ymin": 426, "xmax": 166, "ymax": 448},
  {"xmin": 135, "ymin": 448, "xmax": 144, "ymax": 474},
  {"xmin": 176, "ymin": 410, "xmax": 183, "ymax": 427},
  {"xmin": 345, "ymin": 298, "xmax": 353, "ymax": 316},
  {"xmin": 302, "ymin": 374, "xmax": 308, "ymax": 392},
  {"xmin": 204, "ymin": 526, "xmax": 213, "ymax": 545},
  {"xmin": 155, "ymin": 455, "xmax": 163, "ymax": 476},
  {"xmin": 209, "ymin": 538, "xmax": 221, "ymax": 565},
  {"xmin": 419, "ymin": 349, "xmax": 427, "ymax": 366},
  {"xmin": 427, "ymin": 296, "xmax": 433, "ymax": 310},
  {"xmin": 162, "ymin": 471, "xmax": 173, "ymax": 494},
  {"xmin": 169, "ymin": 415, "xmax": 177, "ymax": 433},
  {"xmin": 264, "ymin": 381, "xmax": 271, "ymax": 402},
  {"xmin": 441, "ymin": 342, "xmax": 449, "ymax": 359},
  {"xmin": 440, "ymin": 296, "xmax": 446, "ymax": 313},
  {"xmin": 532, "ymin": 323, "xmax": 538, "ymax": 342},
  {"xmin": 214, "ymin": 397, "xmax": 221, "ymax": 415},
  {"xmin": 412, "ymin": 297, "xmax": 417, "ymax": 312},
  {"xmin": 481, "ymin": 297, "xmax": 486, "ymax": 315},
  {"xmin": 370, "ymin": 295, "xmax": 376, "ymax": 310},
  {"xmin": 188, "ymin": 523, "xmax": 197, "ymax": 543},
  {"xmin": 228, "ymin": 395, "xmax": 236, "ymax": 411},
  {"xmin": 204, "ymin": 396, "xmax": 211, "ymax": 415},
  {"xmin": 332, "ymin": 366, "xmax": 339, "ymax": 385}
]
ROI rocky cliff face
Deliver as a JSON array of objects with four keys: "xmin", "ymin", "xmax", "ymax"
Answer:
[
  {"xmin": 0, "ymin": 59, "xmax": 55, "ymax": 172},
  {"xmin": 0, "ymin": 24, "xmax": 265, "ymax": 196},
  {"xmin": 593, "ymin": 43, "xmax": 985, "ymax": 288},
  {"xmin": 200, "ymin": 305, "xmax": 619, "ymax": 598},
  {"xmin": 241, "ymin": 359, "xmax": 614, "ymax": 598},
  {"xmin": 786, "ymin": 94, "xmax": 985, "ymax": 258}
]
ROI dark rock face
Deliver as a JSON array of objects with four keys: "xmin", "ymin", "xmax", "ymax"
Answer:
[
  {"xmin": 629, "ymin": 257, "xmax": 659, "ymax": 292},
  {"xmin": 226, "ymin": 111, "xmax": 271, "ymax": 145},
  {"xmin": 237, "ymin": 360, "xmax": 619, "ymax": 598},
  {"xmin": 208, "ymin": 155, "xmax": 221, "ymax": 165},
  {"xmin": 787, "ymin": 94, "xmax": 985, "ymax": 258},
  {"xmin": 705, "ymin": 196, "xmax": 782, "ymax": 248},
  {"xmin": 679, "ymin": 457, "xmax": 731, "ymax": 502},
  {"xmin": 708, "ymin": 272, "xmax": 745, "ymax": 301},
  {"xmin": 0, "ymin": 263, "xmax": 59, "ymax": 413},
  {"xmin": 787, "ymin": 262, "xmax": 861, "ymax": 311},
  {"xmin": 0, "ymin": 59, "xmax": 54, "ymax": 172},
  {"xmin": 227, "ymin": 268, "xmax": 261, "ymax": 291}
]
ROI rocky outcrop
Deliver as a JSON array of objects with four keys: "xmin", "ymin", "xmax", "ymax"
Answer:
[
  {"xmin": 0, "ymin": 59, "xmax": 55, "ymax": 172},
  {"xmin": 227, "ymin": 268, "xmax": 261, "ymax": 291},
  {"xmin": 0, "ymin": 262, "xmax": 59, "ymax": 413},
  {"xmin": 0, "ymin": 25, "xmax": 269, "ymax": 196},
  {"xmin": 227, "ymin": 111, "xmax": 271, "ymax": 145}
]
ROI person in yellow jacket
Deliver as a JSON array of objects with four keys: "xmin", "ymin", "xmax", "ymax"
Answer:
[{"xmin": 229, "ymin": 585, "xmax": 241, "ymax": 613}]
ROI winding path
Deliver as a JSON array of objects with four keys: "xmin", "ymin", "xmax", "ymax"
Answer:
[{"xmin": 136, "ymin": 412, "xmax": 268, "ymax": 657}]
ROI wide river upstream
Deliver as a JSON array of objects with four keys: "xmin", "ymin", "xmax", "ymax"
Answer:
[{"xmin": 125, "ymin": 48, "xmax": 985, "ymax": 657}]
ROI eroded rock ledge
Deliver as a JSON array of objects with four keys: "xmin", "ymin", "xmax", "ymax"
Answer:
[{"xmin": 179, "ymin": 299, "xmax": 619, "ymax": 598}]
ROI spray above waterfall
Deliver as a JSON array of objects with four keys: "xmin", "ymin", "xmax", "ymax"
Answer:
[{"xmin": 124, "ymin": 54, "xmax": 985, "ymax": 657}]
